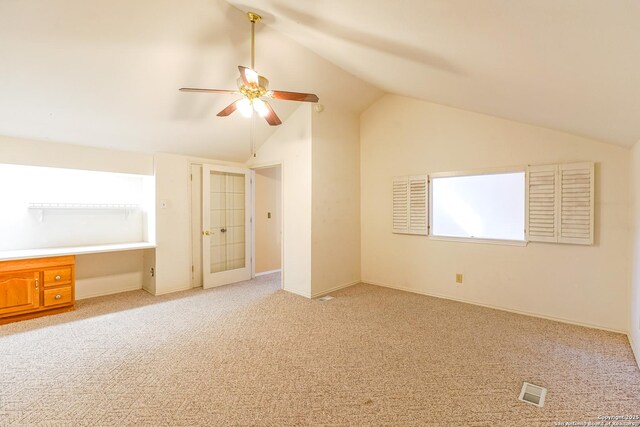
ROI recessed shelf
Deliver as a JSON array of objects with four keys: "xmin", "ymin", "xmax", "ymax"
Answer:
[{"xmin": 28, "ymin": 202, "xmax": 139, "ymax": 210}]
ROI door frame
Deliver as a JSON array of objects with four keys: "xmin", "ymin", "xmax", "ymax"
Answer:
[
  {"xmin": 250, "ymin": 161, "xmax": 284, "ymax": 291},
  {"xmin": 189, "ymin": 163, "xmax": 203, "ymax": 288},
  {"xmin": 189, "ymin": 161, "xmax": 284, "ymax": 291}
]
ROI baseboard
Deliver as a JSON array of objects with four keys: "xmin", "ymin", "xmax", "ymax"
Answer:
[
  {"xmin": 142, "ymin": 285, "xmax": 155, "ymax": 295},
  {"xmin": 311, "ymin": 280, "xmax": 360, "ymax": 298},
  {"xmin": 76, "ymin": 284, "xmax": 142, "ymax": 300},
  {"xmin": 629, "ymin": 334, "xmax": 640, "ymax": 369},
  {"xmin": 256, "ymin": 269, "xmax": 281, "ymax": 277},
  {"xmin": 363, "ymin": 279, "xmax": 627, "ymax": 335},
  {"xmin": 152, "ymin": 285, "xmax": 193, "ymax": 296},
  {"xmin": 283, "ymin": 287, "xmax": 312, "ymax": 299}
]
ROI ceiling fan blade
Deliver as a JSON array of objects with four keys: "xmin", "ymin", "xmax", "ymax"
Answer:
[
  {"xmin": 217, "ymin": 100, "xmax": 242, "ymax": 117},
  {"xmin": 179, "ymin": 88, "xmax": 240, "ymax": 95},
  {"xmin": 262, "ymin": 101, "xmax": 282, "ymax": 126},
  {"xmin": 238, "ymin": 66, "xmax": 259, "ymax": 86},
  {"xmin": 269, "ymin": 90, "xmax": 319, "ymax": 103}
]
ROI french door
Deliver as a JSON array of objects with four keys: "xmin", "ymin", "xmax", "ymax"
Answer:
[{"xmin": 202, "ymin": 164, "xmax": 253, "ymax": 289}]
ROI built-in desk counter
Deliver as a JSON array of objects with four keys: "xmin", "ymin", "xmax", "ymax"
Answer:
[
  {"xmin": 0, "ymin": 242, "xmax": 156, "ymax": 262},
  {"xmin": 0, "ymin": 243, "xmax": 156, "ymax": 324}
]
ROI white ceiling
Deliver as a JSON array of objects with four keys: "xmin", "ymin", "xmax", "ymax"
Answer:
[
  {"xmin": 1, "ymin": 0, "xmax": 639, "ymax": 162},
  {"xmin": 228, "ymin": 0, "xmax": 640, "ymax": 147},
  {"xmin": 0, "ymin": 0, "xmax": 380, "ymax": 162}
]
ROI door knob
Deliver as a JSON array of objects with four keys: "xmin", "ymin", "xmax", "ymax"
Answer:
[
  {"xmin": 220, "ymin": 228, "xmax": 227, "ymax": 233},
  {"xmin": 202, "ymin": 230, "xmax": 211, "ymax": 236}
]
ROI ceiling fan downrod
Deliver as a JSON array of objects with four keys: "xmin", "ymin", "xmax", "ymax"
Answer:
[{"xmin": 247, "ymin": 12, "xmax": 261, "ymax": 70}]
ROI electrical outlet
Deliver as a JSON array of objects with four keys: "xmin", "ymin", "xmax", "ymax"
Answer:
[
  {"xmin": 267, "ymin": 212, "xmax": 271, "ymax": 219},
  {"xmin": 150, "ymin": 267, "xmax": 155, "ymax": 277},
  {"xmin": 455, "ymin": 273, "xmax": 463, "ymax": 284}
]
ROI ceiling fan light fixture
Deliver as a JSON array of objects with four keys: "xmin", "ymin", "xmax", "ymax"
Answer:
[
  {"xmin": 237, "ymin": 98, "xmax": 253, "ymax": 118},
  {"xmin": 253, "ymin": 98, "xmax": 269, "ymax": 117},
  {"xmin": 244, "ymin": 68, "xmax": 259, "ymax": 85}
]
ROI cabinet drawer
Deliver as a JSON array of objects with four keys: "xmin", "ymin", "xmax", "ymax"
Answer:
[
  {"xmin": 44, "ymin": 268, "xmax": 72, "ymax": 287},
  {"xmin": 43, "ymin": 286, "xmax": 73, "ymax": 307}
]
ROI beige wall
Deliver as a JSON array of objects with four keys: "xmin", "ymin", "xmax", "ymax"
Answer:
[
  {"xmin": 630, "ymin": 141, "xmax": 640, "ymax": 366},
  {"xmin": 0, "ymin": 135, "xmax": 154, "ymax": 174},
  {"xmin": 311, "ymin": 105, "xmax": 361, "ymax": 296},
  {"xmin": 361, "ymin": 94, "xmax": 631, "ymax": 332},
  {"xmin": 248, "ymin": 104, "xmax": 313, "ymax": 297},
  {"xmin": 153, "ymin": 153, "xmax": 192, "ymax": 295},
  {"xmin": 255, "ymin": 167, "xmax": 281, "ymax": 274}
]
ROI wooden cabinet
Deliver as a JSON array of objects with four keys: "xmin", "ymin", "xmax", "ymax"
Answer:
[
  {"xmin": 0, "ymin": 271, "xmax": 40, "ymax": 316},
  {"xmin": 0, "ymin": 256, "xmax": 75, "ymax": 325}
]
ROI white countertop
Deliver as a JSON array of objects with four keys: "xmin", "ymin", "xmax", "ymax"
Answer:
[{"xmin": 0, "ymin": 242, "xmax": 156, "ymax": 261}]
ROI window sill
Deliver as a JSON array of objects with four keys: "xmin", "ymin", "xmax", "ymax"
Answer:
[
  {"xmin": 428, "ymin": 236, "xmax": 528, "ymax": 247},
  {"xmin": 0, "ymin": 242, "xmax": 156, "ymax": 261}
]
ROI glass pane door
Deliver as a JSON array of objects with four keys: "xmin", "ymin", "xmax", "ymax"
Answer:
[
  {"xmin": 202, "ymin": 165, "xmax": 252, "ymax": 289},
  {"xmin": 210, "ymin": 171, "xmax": 245, "ymax": 273}
]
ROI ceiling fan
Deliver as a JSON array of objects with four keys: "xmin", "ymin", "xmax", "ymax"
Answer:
[{"xmin": 179, "ymin": 12, "xmax": 319, "ymax": 126}]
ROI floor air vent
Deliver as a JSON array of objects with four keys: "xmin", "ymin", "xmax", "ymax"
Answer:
[
  {"xmin": 317, "ymin": 295, "xmax": 334, "ymax": 302},
  {"xmin": 518, "ymin": 382, "xmax": 547, "ymax": 407}
]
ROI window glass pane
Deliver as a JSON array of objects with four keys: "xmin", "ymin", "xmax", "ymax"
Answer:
[{"xmin": 431, "ymin": 172, "xmax": 525, "ymax": 241}]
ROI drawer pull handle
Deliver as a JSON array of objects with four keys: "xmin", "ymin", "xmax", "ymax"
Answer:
[
  {"xmin": 55, "ymin": 275, "xmax": 61, "ymax": 281},
  {"xmin": 55, "ymin": 294, "xmax": 62, "ymax": 300}
]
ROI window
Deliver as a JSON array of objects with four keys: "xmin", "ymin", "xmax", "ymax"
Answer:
[
  {"xmin": 391, "ymin": 162, "xmax": 594, "ymax": 245},
  {"xmin": 430, "ymin": 171, "xmax": 525, "ymax": 242}
]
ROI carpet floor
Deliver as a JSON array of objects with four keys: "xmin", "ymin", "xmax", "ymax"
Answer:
[{"xmin": 1, "ymin": 273, "xmax": 639, "ymax": 426}]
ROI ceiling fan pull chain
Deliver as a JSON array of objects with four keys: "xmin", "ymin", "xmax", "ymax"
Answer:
[{"xmin": 251, "ymin": 111, "xmax": 256, "ymax": 157}]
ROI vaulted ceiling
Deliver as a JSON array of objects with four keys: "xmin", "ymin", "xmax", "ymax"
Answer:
[
  {"xmin": 1, "ymin": 0, "xmax": 639, "ymax": 162},
  {"xmin": 228, "ymin": 0, "xmax": 640, "ymax": 147},
  {"xmin": 0, "ymin": 0, "xmax": 380, "ymax": 161}
]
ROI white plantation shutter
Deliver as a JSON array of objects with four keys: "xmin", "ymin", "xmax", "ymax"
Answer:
[
  {"xmin": 526, "ymin": 162, "xmax": 594, "ymax": 245},
  {"xmin": 392, "ymin": 175, "xmax": 428, "ymax": 235},
  {"xmin": 408, "ymin": 175, "xmax": 428, "ymax": 235},
  {"xmin": 558, "ymin": 162, "xmax": 594, "ymax": 245},
  {"xmin": 527, "ymin": 164, "xmax": 558, "ymax": 242},
  {"xmin": 392, "ymin": 177, "xmax": 409, "ymax": 234}
]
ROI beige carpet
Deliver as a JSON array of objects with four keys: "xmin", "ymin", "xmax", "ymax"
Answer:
[{"xmin": 1, "ymin": 274, "xmax": 639, "ymax": 426}]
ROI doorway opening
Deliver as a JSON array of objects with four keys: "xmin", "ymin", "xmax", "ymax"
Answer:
[{"xmin": 253, "ymin": 165, "xmax": 282, "ymax": 277}]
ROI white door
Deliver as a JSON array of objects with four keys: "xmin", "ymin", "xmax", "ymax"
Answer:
[{"xmin": 202, "ymin": 164, "xmax": 253, "ymax": 289}]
